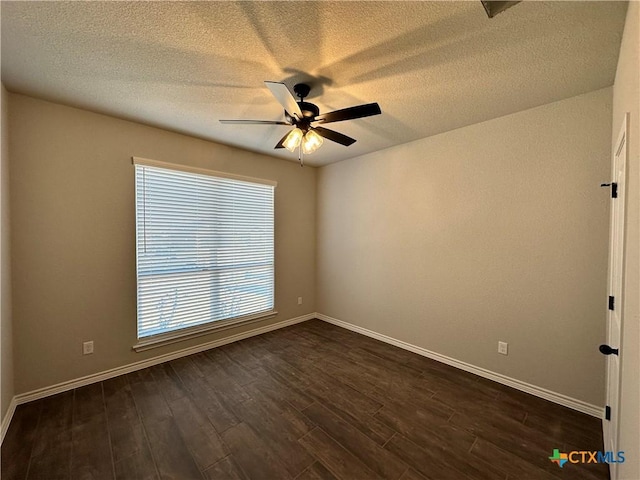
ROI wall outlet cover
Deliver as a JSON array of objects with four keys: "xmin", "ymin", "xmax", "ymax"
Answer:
[{"xmin": 83, "ymin": 341, "xmax": 94, "ymax": 355}]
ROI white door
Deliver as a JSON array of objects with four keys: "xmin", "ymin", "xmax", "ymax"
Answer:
[{"xmin": 603, "ymin": 113, "xmax": 628, "ymax": 480}]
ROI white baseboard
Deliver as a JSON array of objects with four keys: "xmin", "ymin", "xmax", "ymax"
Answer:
[
  {"xmin": 2, "ymin": 310, "xmax": 603, "ymax": 445},
  {"xmin": 316, "ymin": 313, "xmax": 604, "ymax": 419},
  {"xmin": 12, "ymin": 313, "xmax": 315, "ymax": 407},
  {"xmin": 1, "ymin": 396, "xmax": 17, "ymax": 445}
]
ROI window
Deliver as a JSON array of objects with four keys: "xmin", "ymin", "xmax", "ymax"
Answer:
[{"xmin": 133, "ymin": 157, "xmax": 276, "ymax": 347}]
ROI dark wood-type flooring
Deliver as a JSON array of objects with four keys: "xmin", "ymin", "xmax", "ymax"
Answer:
[{"xmin": 2, "ymin": 319, "xmax": 608, "ymax": 480}]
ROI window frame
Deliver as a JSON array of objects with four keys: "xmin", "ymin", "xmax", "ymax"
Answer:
[{"xmin": 131, "ymin": 157, "xmax": 277, "ymax": 352}]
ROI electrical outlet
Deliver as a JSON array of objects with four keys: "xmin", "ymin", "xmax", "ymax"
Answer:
[
  {"xmin": 498, "ymin": 341, "xmax": 508, "ymax": 355},
  {"xmin": 298, "ymin": 297, "xmax": 303, "ymax": 305},
  {"xmin": 83, "ymin": 341, "xmax": 94, "ymax": 355}
]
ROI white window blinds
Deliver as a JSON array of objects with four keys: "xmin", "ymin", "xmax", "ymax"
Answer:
[{"xmin": 134, "ymin": 158, "xmax": 275, "ymax": 339}]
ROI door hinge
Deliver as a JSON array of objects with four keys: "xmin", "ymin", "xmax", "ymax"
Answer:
[
  {"xmin": 608, "ymin": 295, "xmax": 615, "ymax": 311},
  {"xmin": 601, "ymin": 182, "xmax": 618, "ymax": 198},
  {"xmin": 605, "ymin": 405, "xmax": 611, "ymax": 421}
]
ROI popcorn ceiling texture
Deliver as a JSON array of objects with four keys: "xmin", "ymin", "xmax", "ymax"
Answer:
[{"xmin": 0, "ymin": 1, "xmax": 627, "ymax": 166}]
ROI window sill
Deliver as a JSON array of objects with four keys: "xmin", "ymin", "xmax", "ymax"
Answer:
[{"xmin": 132, "ymin": 310, "xmax": 278, "ymax": 352}]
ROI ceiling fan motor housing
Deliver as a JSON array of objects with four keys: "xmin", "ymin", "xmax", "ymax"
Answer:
[
  {"xmin": 298, "ymin": 102, "xmax": 319, "ymax": 118},
  {"xmin": 285, "ymin": 100, "xmax": 320, "ymax": 128}
]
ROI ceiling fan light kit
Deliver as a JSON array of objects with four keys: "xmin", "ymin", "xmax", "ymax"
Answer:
[
  {"xmin": 283, "ymin": 128, "xmax": 303, "ymax": 152},
  {"xmin": 301, "ymin": 129, "xmax": 323, "ymax": 155},
  {"xmin": 220, "ymin": 81, "xmax": 381, "ymax": 166}
]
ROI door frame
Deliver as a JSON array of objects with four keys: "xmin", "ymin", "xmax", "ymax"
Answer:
[{"xmin": 603, "ymin": 112, "xmax": 628, "ymax": 480}]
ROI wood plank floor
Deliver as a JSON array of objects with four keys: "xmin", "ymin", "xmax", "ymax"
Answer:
[{"xmin": 2, "ymin": 319, "xmax": 608, "ymax": 480}]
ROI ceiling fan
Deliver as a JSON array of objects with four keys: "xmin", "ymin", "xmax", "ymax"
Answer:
[{"xmin": 220, "ymin": 82, "xmax": 381, "ymax": 165}]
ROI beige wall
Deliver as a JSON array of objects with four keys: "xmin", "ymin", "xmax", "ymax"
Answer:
[
  {"xmin": 317, "ymin": 87, "xmax": 612, "ymax": 406},
  {"xmin": 612, "ymin": 2, "xmax": 640, "ymax": 478},
  {"xmin": 1, "ymin": 84, "xmax": 14, "ymax": 421},
  {"xmin": 9, "ymin": 93, "xmax": 316, "ymax": 394}
]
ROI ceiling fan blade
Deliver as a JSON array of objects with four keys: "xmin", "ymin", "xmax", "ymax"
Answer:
[
  {"xmin": 274, "ymin": 131, "xmax": 291, "ymax": 149},
  {"xmin": 314, "ymin": 103, "xmax": 381, "ymax": 124},
  {"xmin": 312, "ymin": 126, "xmax": 356, "ymax": 147},
  {"xmin": 265, "ymin": 81, "xmax": 303, "ymax": 120},
  {"xmin": 219, "ymin": 119, "xmax": 290, "ymax": 125}
]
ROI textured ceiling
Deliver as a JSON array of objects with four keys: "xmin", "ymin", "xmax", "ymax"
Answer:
[{"xmin": 0, "ymin": 1, "xmax": 628, "ymax": 166}]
